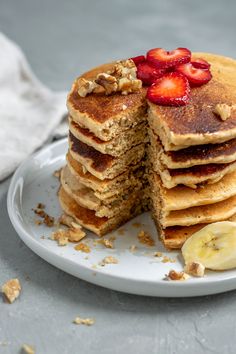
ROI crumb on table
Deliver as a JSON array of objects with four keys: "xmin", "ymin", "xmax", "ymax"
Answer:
[{"xmin": 2, "ymin": 278, "xmax": 21, "ymax": 303}]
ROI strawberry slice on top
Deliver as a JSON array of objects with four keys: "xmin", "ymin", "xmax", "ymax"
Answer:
[
  {"xmin": 130, "ymin": 55, "xmax": 146, "ymax": 66},
  {"xmin": 147, "ymin": 47, "xmax": 191, "ymax": 69},
  {"xmin": 176, "ymin": 62, "xmax": 212, "ymax": 86},
  {"xmin": 137, "ymin": 62, "xmax": 166, "ymax": 85},
  {"xmin": 191, "ymin": 58, "xmax": 211, "ymax": 69},
  {"xmin": 147, "ymin": 72, "xmax": 190, "ymax": 106}
]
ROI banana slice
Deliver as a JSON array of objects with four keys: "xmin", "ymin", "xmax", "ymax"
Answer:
[{"xmin": 181, "ymin": 221, "xmax": 236, "ymax": 270}]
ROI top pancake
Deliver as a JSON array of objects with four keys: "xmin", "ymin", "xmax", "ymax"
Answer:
[
  {"xmin": 67, "ymin": 62, "xmax": 147, "ymax": 141},
  {"xmin": 148, "ymin": 53, "xmax": 236, "ymax": 151}
]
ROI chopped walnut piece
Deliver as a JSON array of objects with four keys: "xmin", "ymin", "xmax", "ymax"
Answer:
[
  {"xmin": 2, "ymin": 278, "xmax": 21, "ymax": 303},
  {"xmin": 99, "ymin": 256, "xmax": 118, "ymax": 266},
  {"xmin": 138, "ymin": 230, "xmax": 155, "ymax": 247},
  {"xmin": 184, "ymin": 262, "xmax": 205, "ymax": 277},
  {"xmin": 213, "ymin": 103, "xmax": 232, "ymax": 121},
  {"xmin": 21, "ymin": 344, "xmax": 35, "ymax": 354},
  {"xmin": 73, "ymin": 316, "xmax": 95, "ymax": 326},
  {"xmin": 33, "ymin": 207, "xmax": 55, "ymax": 227},
  {"xmin": 95, "ymin": 73, "xmax": 118, "ymax": 95},
  {"xmin": 77, "ymin": 77, "xmax": 98, "ymax": 97},
  {"xmin": 111, "ymin": 59, "xmax": 137, "ymax": 79},
  {"xmin": 74, "ymin": 243, "xmax": 90, "ymax": 253},
  {"xmin": 118, "ymin": 77, "xmax": 142, "ymax": 95},
  {"xmin": 166, "ymin": 270, "xmax": 190, "ymax": 281}
]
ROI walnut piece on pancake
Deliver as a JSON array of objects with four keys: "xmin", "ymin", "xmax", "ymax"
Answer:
[
  {"xmin": 2, "ymin": 278, "xmax": 21, "ymax": 303},
  {"xmin": 77, "ymin": 59, "xmax": 142, "ymax": 97},
  {"xmin": 77, "ymin": 77, "xmax": 98, "ymax": 97},
  {"xmin": 213, "ymin": 103, "xmax": 232, "ymax": 121},
  {"xmin": 165, "ymin": 270, "xmax": 190, "ymax": 281},
  {"xmin": 184, "ymin": 261, "xmax": 205, "ymax": 277},
  {"xmin": 95, "ymin": 73, "xmax": 118, "ymax": 95}
]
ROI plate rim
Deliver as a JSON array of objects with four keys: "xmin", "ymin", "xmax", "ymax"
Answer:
[{"xmin": 7, "ymin": 138, "xmax": 236, "ymax": 297}]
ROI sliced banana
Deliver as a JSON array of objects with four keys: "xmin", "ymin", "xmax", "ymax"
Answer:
[{"xmin": 181, "ymin": 221, "xmax": 236, "ymax": 270}]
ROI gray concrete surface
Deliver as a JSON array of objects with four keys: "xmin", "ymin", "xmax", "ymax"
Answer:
[{"xmin": 1, "ymin": 0, "xmax": 236, "ymax": 353}]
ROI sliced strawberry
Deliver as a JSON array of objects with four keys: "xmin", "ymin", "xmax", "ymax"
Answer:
[
  {"xmin": 146, "ymin": 47, "xmax": 191, "ymax": 69},
  {"xmin": 147, "ymin": 72, "xmax": 190, "ymax": 106},
  {"xmin": 130, "ymin": 55, "xmax": 146, "ymax": 66},
  {"xmin": 137, "ymin": 62, "xmax": 166, "ymax": 85},
  {"xmin": 191, "ymin": 58, "xmax": 211, "ymax": 69},
  {"xmin": 176, "ymin": 62, "xmax": 212, "ymax": 86}
]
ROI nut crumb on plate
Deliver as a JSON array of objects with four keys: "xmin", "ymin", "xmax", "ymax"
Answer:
[
  {"xmin": 99, "ymin": 238, "xmax": 114, "ymax": 249},
  {"xmin": 165, "ymin": 270, "xmax": 190, "ymax": 281},
  {"xmin": 99, "ymin": 256, "xmax": 118, "ymax": 267},
  {"xmin": 2, "ymin": 278, "xmax": 21, "ymax": 303},
  {"xmin": 184, "ymin": 262, "xmax": 205, "ymax": 277},
  {"xmin": 138, "ymin": 230, "xmax": 155, "ymax": 247},
  {"xmin": 21, "ymin": 344, "xmax": 35, "ymax": 354},
  {"xmin": 154, "ymin": 251, "xmax": 163, "ymax": 257},
  {"xmin": 51, "ymin": 222, "xmax": 86, "ymax": 246},
  {"xmin": 58, "ymin": 213, "xmax": 75, "ymax": 227},
  {"xmin": 73, "ymin": 316, "xmax": 95, "ymax": 326},
  {"xmin": 130, "ymin": 245, "xmax": 137, "ymax": 252},
  {"xmin": 162, "ymin": 255, "xmax": 176, "ymax": 263}
]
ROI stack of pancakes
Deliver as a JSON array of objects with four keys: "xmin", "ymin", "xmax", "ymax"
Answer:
[
  {"xmin": 148, "ymin": 53, "xmax": 236, "ymax": 249},
  {"xmin": 59, "ymin": 53, "xmax": 236, "ymax": 249},
  {"xmin": 58, "ymin": 63, "xmax": 149, "ymax": 236}
]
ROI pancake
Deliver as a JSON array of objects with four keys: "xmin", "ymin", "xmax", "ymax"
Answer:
[
  {"xmin": 150, "ymin": 170, "xmax": 236, "ymax": 213},
  {"xmin": 61, "ymin": 165, "xmax": 144, "ymax": 218},
  {"xmin": 69, "ymin": 132, "xmax": 146, "ymax": 180},
  {"xmin": 149, "ymin": 143, "xmax": 236, "ymax": 189},
  {"xmin": 67, "ymin": 62, "xmax": 147, "ymax": 141},
  {"xmin": 159, "ymin": 214, "xmax": 236, "ymax": 249},
  {"xmin": 69, "ymin": 116, "xmax": 148, "ymax": 156},
  {"xmin": 149, "ymin": 128, "xmax": 236, "ymax": 169},
  {"xmin": 154, "ymin": 194, "xmax": 236, "ymax": 227},
  {"xmin": 148, "ymin": 53, "xmax": 236, "ymax": 151},
  {"xmin": 67, "ymin": 152, "xmax": 146, "ymax": 198},
  {"xmin": 58, "ymin": 186, "xmax": 147, "ymax": 236}
]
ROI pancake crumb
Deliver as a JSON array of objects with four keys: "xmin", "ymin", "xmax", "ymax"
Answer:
[
  {"xmin": 117, "ymin": 228, "xmax": 125, "ymax": 235},
  {"xmin": 138, "ymin": 230, "xmax": 155, "ymax": 247},
  {"xmin": 21, "ymin": 344, "xmax": 35, "ymax": 354},
  {"xmin": 73, "ymin": 316, "xmax": 95, "ymax": 326},
  {"xmin": 132, "ymin": 222, "xmax": 142, "ymax": 228},
  {"xmin": 99, "ymin": 256, "xmax": 118, "ymax": 266},
  {"xmin": 2, "ymin": 278, "xmax": 21, "ymax": 303},
  {"xmin": 58, "ymin": 213, "xmax": 75, "ymax": 227},
  {"xmin": 74, "ymin": 243, "xmax": 91, "ymax": 253},
  {"xmin": 154, "ymin": 251, "xmax": 163, "ymax": 257},
  {"xmin": 130, "ymin": 245, "xmax": 137, "ymax": 252},
  {"xmin": 51, "ymin": 223, "xmax": 86, "ymax": 246},
  {"xmin": 165, "ymin": 270, "xmax": 189, "ymax": 281},
  {"xmin": 99, "ymin": 238, "xmax": 114, "ymax": 249},
  {"xmin": 33, "ymin": 204, "xmax": 55, "ymax": 227},
  {"xmin": 162, "ymin": 256, "xmax": 176, "ymax": 263}
]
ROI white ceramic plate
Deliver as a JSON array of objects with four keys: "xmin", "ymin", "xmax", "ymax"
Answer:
[{"xmin": 7, "ymin": 139, "xmax": 236, "ymax": 297}]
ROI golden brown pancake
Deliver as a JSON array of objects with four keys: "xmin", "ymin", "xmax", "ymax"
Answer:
[
  {"xmin": 66, "ymin": 152, "xmax": 146, "ymax": 197},
  {"xmin": 148, "ymin": 53, "xmax": 236, "ymax": 151},
  {"xmin": 69, "ymin": 132, "xmax": 146, "ymax": 180},
  {"xmin": 69, "ymin": 116, "xmax": 148, "ymax": 157},
  {"xmin": 150, "ymin": 170, "xmax": 236, "ymax": 212},
  {"xmin": 149, "ymin": 143, "xmax": 236, "ymax": 189},
  {"xmin": 67, "ymin": 62, "xmax": 147, "ymax": 141},
  {"xmin": 149, "ymin": 128, "xmax": 236, "ymax": 168},
  {"xmin": 58, "ymin": 186, "xmax": 147, "ymax": 236}
]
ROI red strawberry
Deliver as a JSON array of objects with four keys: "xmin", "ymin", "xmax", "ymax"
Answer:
[
  {"xmin": 147, "ymin": 72, "xmax": 190, "ymax": 106},
  {"xmin": 137, "ymin": 62, "xmax": 166, "ymax": 85},
  {"xmin": 130, "ymin": 55, "xmax": 146, "ymax": 66},
  {"xmin": 191, "ymin": 58, "xmax": 211, "ymax": 69},
  {"xmin": 176, "ymin": 62, "xmax": 212, "ymax": 86},
  {"xmin": 146, "ymin": 47, "xmax": 191, "ymax": 69}
]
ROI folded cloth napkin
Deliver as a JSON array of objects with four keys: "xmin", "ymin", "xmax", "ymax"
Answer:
[{"xmin": 0, "ymin": 32, "xmax": 67, "ymax": 182}]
